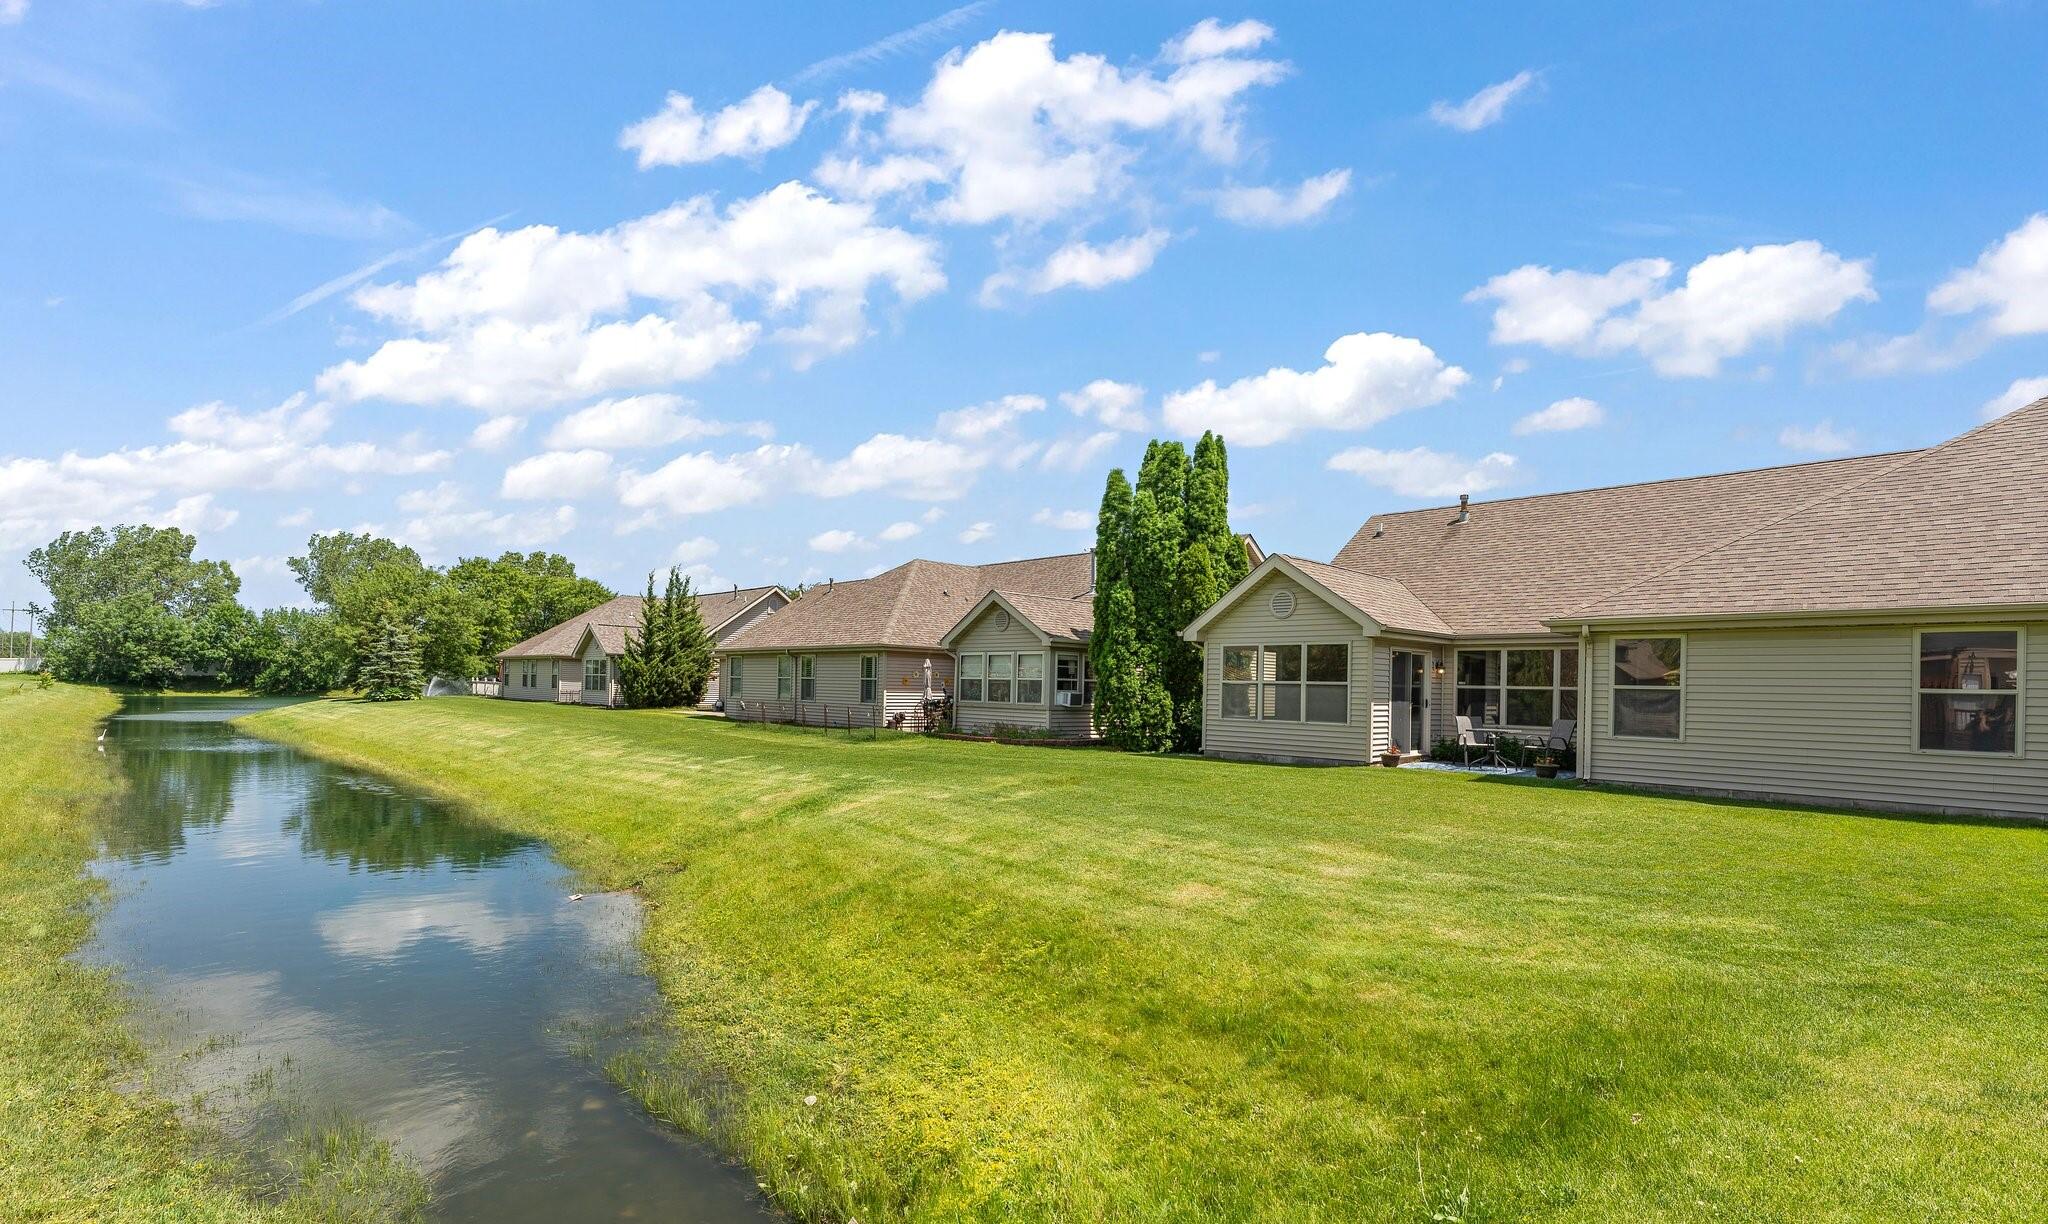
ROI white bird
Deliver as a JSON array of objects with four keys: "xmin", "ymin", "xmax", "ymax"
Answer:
[{"xmin": 96, "ymin": 730, "xmax": 105, "ymax": 743}]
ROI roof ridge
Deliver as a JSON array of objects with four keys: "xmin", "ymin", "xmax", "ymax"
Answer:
[
  {"xmin": 1568, "ymin": 441, "xmax": 1943, "ymax": 618},
  {"xmin": 1359, "ymin": 447, "xmax": 1924, "ymax": 524}
]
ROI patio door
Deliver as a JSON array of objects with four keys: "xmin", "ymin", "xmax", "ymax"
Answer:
[{"xmin": 1390, "ymin": 650, "xmax": 1427, "ymax": 753}]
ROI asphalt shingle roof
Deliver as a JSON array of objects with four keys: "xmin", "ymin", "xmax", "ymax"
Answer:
[
  {"xmin": 722, "ymin": 553, "xmax": 1094, "ymax": 652},
  {"xmin": 497, "ymin": 584, "xmax": 786, "ymax": 659},
  {"xmin": 1279, "ymin": 556, "xmax": 1455, "ymax": 637}
]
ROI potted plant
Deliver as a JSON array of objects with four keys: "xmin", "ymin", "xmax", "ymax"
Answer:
[
  {"xmin": 1531, "ymin": 750, "xmax": 1561, "ymax": 780},
  {"xmin": 1379, "ymin": 749, "xmax": 1403, "ymax": 768}
]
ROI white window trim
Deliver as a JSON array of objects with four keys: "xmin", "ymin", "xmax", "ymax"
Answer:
[
  {"xmin": 986, "ymin": 651, "xmax": 1016, "ymax": 704},
  {"xmin": 1912, "ymin": 626, "xmax": 2025, "ymax": 757},
  {"xmin": 776, "ymin": 655, "xmax": 793, "ymax": 701},
  {"xmin": 959, "ymin": 652, "xmax": 985, "ymax": 702},
  {"xmin": 798, "ymin": 654, "xmax": 817, "ymax": 701},
  {"xmin": 1218, "ymin": 642, "xmax": 1350, "ymax": 725},
  {"xmin": 1454, "ymin": 646, "xmax": 1580, "ymax": 730},
  {"xmin": 1609, "ymin": 634, "xmax": 1686, "ymax": 742},
  {"xmin": 1016, "ymin": 651, "xmax": 1045, "ymax": 706},
  {"xmin": 860, "ymin": 654, "xmax": 879, "ymax": 704}
]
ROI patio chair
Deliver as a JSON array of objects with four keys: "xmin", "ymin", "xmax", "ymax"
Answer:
[
  {"xmin": 1454, "ymin": 716, "xmax": 1508, "ymax": 770},
  {"xmin": 1528, "ymin": 718, "xmax": 1576, "ymax": 756}
]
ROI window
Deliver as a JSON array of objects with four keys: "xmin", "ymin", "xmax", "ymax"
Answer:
[
  {"xmin": 1017, "ymin": 653, "xmax": 1044, "ymax": 704},
  {"xmin": 798, "ymin": 655, "xmax": 816, "ymax": 701},
  {"xmin": 959, "ymin": 653, "xmax": 984, "ymax": 702},
  {"xmin": 1056, "ymin": 654, "xmax": 1090, "ymax": 704},
  {"xmin": 1222, "ymin": 643, "xmax": 1349, "ymax": 723},
  {"xmin": 860, "ymin": 655, "xmax": 878, "ymax": 704},
  {"xmin": 1917, "ymin": 629, "xmax": 2020, "ymax": 754},
  {"xmin": 1612, "ymin": 638, "xmax": 1682, "ymax": 739},
  {"xmin": 731, "ymin": 656, "xmax": 743, "ymax": 693},
  {"xmin": 1221, "ymin": 647, "xmax": 1255, "ymax": 718},
  {"xmin": 776, "ymin": 655, "xmax": 793, "ymax": 701},
  {"xmin": 1456, "ymin": 647, "xmax": 1580, "ymax": 727},
  {"xmin": 584, "ymin": 656, "xmax": 608, "ymax": 693},
  {"xmin": 988, "ymin": 653, "xmax": 1014, "ymax": 703}
]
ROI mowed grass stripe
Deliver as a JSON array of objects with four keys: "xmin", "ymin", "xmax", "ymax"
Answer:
[{"xmin": 244, "ymin": 696, "xmax": 2048, "ymax": 1223}]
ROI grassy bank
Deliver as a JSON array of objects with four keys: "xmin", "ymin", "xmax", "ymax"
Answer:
[
  {"xmin": 244, "ymin": 697, "xmax": 2048, "ymax": 1222},
  {"xmin": 0, "ymin": 676, "xmax": 422, "ymax": 1222}
]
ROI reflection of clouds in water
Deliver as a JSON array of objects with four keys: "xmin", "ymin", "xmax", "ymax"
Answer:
[
  {"xmin": 149, "ymin": 968, "xmax": 348, "ymax": 1098},
  {"xmin": 552, "ymin": 891, "xmax": 642, "ymax": 959},
  {"xmin": 318, "ymin": 892, "xmax": 538, "ymax": 960}
]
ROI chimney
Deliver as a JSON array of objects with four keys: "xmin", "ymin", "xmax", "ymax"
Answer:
[{"xmin": 1452, "ymin": 494, "xmax": 1471, "ymax": 525}]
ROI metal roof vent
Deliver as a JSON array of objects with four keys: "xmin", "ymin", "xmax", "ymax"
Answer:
[
  {"xmin": 1270, "ymin": 588, "xmax": 1295, "ymax": 619},
  {"xmin": 1371, "ymin": 523, "xmax": 1384, "ymax": 538},
  {"xmin": 1451, "ymin": 493, "xmax": 1471, "ymax": 525}
]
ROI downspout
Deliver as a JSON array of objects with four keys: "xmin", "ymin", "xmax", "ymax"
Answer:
[{"xmin": 1578, "ymin": 622, "xmax": 1593, "ymax": 782}]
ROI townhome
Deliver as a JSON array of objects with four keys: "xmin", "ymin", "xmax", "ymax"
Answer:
[{"xmin": 497, "ymin": 584, "xmax": 790, "ymax": 706}]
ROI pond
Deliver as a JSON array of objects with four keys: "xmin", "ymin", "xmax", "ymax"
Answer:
[{"xmin": 84, "ymin": 694, "xmax": 776, "ymax": 1221}]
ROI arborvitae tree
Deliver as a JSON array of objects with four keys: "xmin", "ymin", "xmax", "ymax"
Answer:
[
  {"xmin": 616, "ymin": 573, "xmax": 670, "ymax": 708},
  {"xmin": 1090, "ymin": 469, "xmax": 1138, "ymax": 742},
  {"xmin": 1091, "ymin": 582, "xmax": 1171, "ymax": 751},
  {"xmin": 1189, "ymin": 431, "xmax": 1246, "ymax": 589},
  {"xmin": 666, "ymin": 569, "xmax": 716, "ymax": 706},
  {"xmin": 358, "ymin": 611, "xmax": 423, "ymax": 701},
  {"xmin": 1167, "ymin": 538, "xmax": 1219, "ymax": 751}
]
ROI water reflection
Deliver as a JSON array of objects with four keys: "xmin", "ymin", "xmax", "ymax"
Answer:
[{"xmin": 85, "ymin": 696, "xmax": 775, "ymax": 1222}]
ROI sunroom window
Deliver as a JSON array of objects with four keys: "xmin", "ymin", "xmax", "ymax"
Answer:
[
  {"xmin": 959, "ymin": 653, "xmax": 983, "ymax": 702},
  {"xmin": 1456, "ymin": 647, "xmax": 1580, "ymax": 728}
]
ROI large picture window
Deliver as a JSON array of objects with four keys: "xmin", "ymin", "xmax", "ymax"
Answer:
[
  {"xmin": 584, "ymin": 656, "xmax": 608, "ymax": 694},
  {"xmin": 959, "ymin": 653, "xmax": 983, "ymax": 701},
  {"xmin": 1612, "ymin": 638, "xmax": 1681, "ymax": 739},
  {"xmin": 1221, "ymin": 643, "xmax": 1348, "ymax": 723},
  {"xmin": 1457, "ymin": 647, "xmax": 1579, "ymax": 727},
  {"xmin": 1917, "ymin": 629, "xmax": 2020, "ymax": 754},
  {"xmin": 798, "ymin": 655, "xmax": 816, "ymax": 701},
  {"xmin": 860, "ymin": 655, "xmax": 878, "ymax": 704}
]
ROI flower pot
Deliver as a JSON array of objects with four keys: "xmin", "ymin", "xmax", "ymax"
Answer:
[
  {"xmin": 1533, "ymin": 762, "xmax": 1560, "ymax": 780},
  {"xmin": 1379, "ymin": 751, "xmax": 1403, "ymax": 768}
]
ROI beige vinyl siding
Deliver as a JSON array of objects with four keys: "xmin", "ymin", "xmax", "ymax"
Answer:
[
  {"xmin": 1049, "ymin": 649, "xmax": 1094, "ymax": 738},
  {"xmin": 703, "ymin": 592, "xmax": 789, "ymax": 705},
  {"xmin": 1586, "ymin": 623, "xmax": 2048, "ymax": 819},
  {"xmin": 501, "ymin": 658, "xmax": 563, "ymax": 702},
  {"xmin": 952, "ymin": 604, "xmax": 1055, "ymax": 734},
  {"xmin": 1197, "ymin": 573, "xmax": 1371, "ymax": 764},
  {"xmin": 576, "ymin": 638, "xmax": 616, "ymax": 706},
  {"xmin": 881, "ymin": 651, "xmax": 952, "ymax": 730},
  {"xmin": 1370, "ymin": 638, "xmax": 1448, "ymax": 756}
]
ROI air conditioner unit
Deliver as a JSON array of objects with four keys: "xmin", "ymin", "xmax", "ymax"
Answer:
[{"xmin": 1054, "ymin": 691, "xmax": 1084, "ymax": 707}]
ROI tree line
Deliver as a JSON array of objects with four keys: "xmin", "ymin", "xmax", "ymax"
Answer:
[
  {"xmin": 1089, "ymin": 431, "xmax": 1248, "ymax": 752},
  {"xmin": 23, "ymin": 525, "xmax": 615, "ymax": 695}
]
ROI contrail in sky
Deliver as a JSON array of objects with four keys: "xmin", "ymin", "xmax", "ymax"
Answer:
[
  {"xmin": 253, "ymin": 211, "xmax": 515, "ymax": 328},
  {"xmin": 785, "ymin": 1, "xmax": 992, "ymax": 88}
]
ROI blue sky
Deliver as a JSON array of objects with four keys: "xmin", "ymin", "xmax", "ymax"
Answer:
[{"xmin": 3, "ymin": 1, "xmax": 2046, "ymax": 609}]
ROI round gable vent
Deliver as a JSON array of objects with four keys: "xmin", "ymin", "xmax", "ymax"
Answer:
[
  {"xmin": 993, "ymin": 608, "xmax": 1011, "ymax": 632},
  {"xmin": 1270, "ymin": 588, "xmax": 1296, "ymax": 619}
]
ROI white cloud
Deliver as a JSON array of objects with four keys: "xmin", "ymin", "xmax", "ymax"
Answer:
[
  {"xmin": 1161, "ymin": 331, "xmax": 1469, "ymax": 446},
  {"xmin": 1927, "ymin": 213, "xmax": 2048, "ymax": 338},
  {"xmin": 1032, "ymin": 507, "xmax": 1095, "ymax": 531},
  {"xmin": 1038, "ymin": 430, "xmax": 1120, "ymax": 472},
  {"xmin": 982, "ymin": 230, "xmax": 1169, "ymax": 303},
  {"xmin": 157, "ymin": 493, "xmax": 238, "ymax": 533},
  {"xmin": 1165, "ymin": 18, "xmax": 1274, "ymax": 63},
  {"xmin": 1468, "ymin": 241, "xmax": 1875, "ymax": 377},
  {"xmin": 1512, "ymin": 396, "xmax": 1604, "ymax": 435},
  {"xmin": 1197, "ymin": 349, "xmax": 1220, "ymax": 363},
  {"xmin": 1326, "ymin": 446, "xmax": 1517, "ymax": 499},
  {"xmin": 1059, "ymin": 379, "xmax": 1146, "ymax": 430},
  {"xmin": 809, "ymin": 528, "xmax": 868, "ymax": 553},
  {"xmin": 0, "ymin": 1, "xmax": 26, "ymax": 26},
  {"xmin": 499, "ymin": 449, "xmax": 614, "ymax": 500},
  {"xmin": 878, "ymin": 519, "xmax": 923, "ymax": 542},
  {"xmin": 469, "ymin": 415, "xmax": 524, "ymax": 451},
  {"xmin": 545, "ymin": 394, "xmax": 763, "ymax": 450},
  {"xmin": 1428, "ymin": 70, "xmax": 1540, "ymax": 132},
  {"xmin": 817, "ymin": 433, "xmax": 981, "ymax": 499},
  {"xmin": 319, "ymin": 182, "xmax": 943, "ymax": 409},
  {"xmin": 671, "ymin": 535, "xmax": 719, "ymax": 564},
  {"xmin": 1983, "ymin": 375, "xmax": 2048, "ymax": 420},
  {"xmin": 1214, "ymin": 169, "xmax": 1350, "ymax": 227},
  {"xmin": 833, "ymin": 27, "xmax": 1287, "ymax": 227},
  {"xmin": 937, "ymin": 393, "xmax": 1045, "ymax": 441},
  {"xmin": 957, "ymin": 520, "xmax": 995, "ymax": 544},
  {"xmin": 0, "ymin": 396, "xmax": 447, "ymax": 552},
  {"xmin": 1778, "ymin": 419, "xmax": 1855, "ymax": 454},
  {"xmin": 619, "ymin": 86, "xmax": 816, "ymax": 167},
  {"xmin": 616, "ymin": 430, "xmax": 983, "ymax": 519},
  {"xmin": 279, "ymin": 508, "xmax": 313, "ymax": 527}
]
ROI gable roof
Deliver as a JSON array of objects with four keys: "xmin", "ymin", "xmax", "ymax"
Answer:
[
  {"xmin": 1329, "ymin": 450, "xmax": 1916, "ymax": 636},
  {"xmin": 497, "ymin": 584, "xmax": 789, "ymax": 659},
  {"xmin": 722, "ymin": 552, "xmax": 1094, "ymax": 653},
  {"xmin": 939, "ymin": 589, "xmax": 1094, "ymax": 648},
  {"xmin": 1182, "ymin": 553, "xmax": 1453, "ymax": 642},
  {"xmin": 1561, "ymin": 396, "xmax": 2048, "ymax": 623}
]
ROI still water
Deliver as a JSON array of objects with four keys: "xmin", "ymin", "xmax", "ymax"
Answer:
[{"xmin": 85, "ymin": 695, "xmax": 776, "ymax": 1221}]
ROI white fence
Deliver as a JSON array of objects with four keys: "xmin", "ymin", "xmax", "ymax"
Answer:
[{"xmin": 0, "ymin": 657, "xmax": 43, "ymax": 674}]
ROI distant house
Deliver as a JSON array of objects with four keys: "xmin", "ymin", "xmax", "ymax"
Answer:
[
  {"xmin": 718, "ymin": 552, "xmax": 1095, "ymax": 732},
  {"xmin": 1183, "ymin": 396, "xmax": 2048, "ymax": 820},
  {"xmin": 496, "ymin": 585, "xmax": 790, "ymax": 707}
]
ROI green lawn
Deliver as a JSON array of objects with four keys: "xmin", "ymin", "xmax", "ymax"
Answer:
[
  {"xmin": 0, "ymin": 676, "xmax": 423, "ymax": 1223},
  {"xmin": 245, "ymin": 697, "xmax": 2048, "ymax": 1223}
]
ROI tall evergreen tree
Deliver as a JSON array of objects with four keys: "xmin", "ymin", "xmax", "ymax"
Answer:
[
  {"xmin": 666, "ymin": 568, "xmax": 716, "ymax": 706},
  {"xmin": 1188, "ymin": 432, "xmax": 1246, "ymax": 589},
  {"xmin": 358, "ymin": 611, "xmax": 423, "ymax": 701},
  {"xmin": 1089, "ymin": 582, "xmax": 1170, "ymax": 750},
  {"xmin": 616, "ymin": 573, "xmax": 670, "ymax": 708},
  {"xmin": 1089, "ymin": 469, "xmax": 1138, "ymax": 743},
  {"xmin": 1167, "ymin": 538, "xmax": 1219, "ymax": 751}
]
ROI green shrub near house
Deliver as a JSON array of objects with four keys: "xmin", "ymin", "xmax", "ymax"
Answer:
[{"xmin": 241, "ymin": 695, "xmax": 2048, "ymax": 1223}]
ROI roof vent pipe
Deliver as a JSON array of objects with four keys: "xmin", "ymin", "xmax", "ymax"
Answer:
[{"xmin": 1452, "ymin": 494, "xmax": 1471, "ymax": 525}]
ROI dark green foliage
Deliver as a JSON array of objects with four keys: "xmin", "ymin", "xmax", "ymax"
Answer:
[
  {"xmin": 447, "ymin": 551, "xmax": 613, "ymax": 662},
  {"xmin": 1168, "ymin": 540, "xmax": 1219, "ymax": 751},
  {"xmin": 25, "ymin": 525, "xmax": 241, "ymax": 686},
  {"xmin": 617, "ymin": 568, "xmax": 714, "ymax": 709},
  {"xmin": 245, "ymin": 609, "xmax": 351, "ymax": 695},
  {"xmin": 356, "ymin": 612, "xmax": 423, "ymax": 701},
  {"xmin": 1189, "ymin": 432, "xmax": 1247, "ymax": 589},
  {"xmin": 1088, "ymin": 582, "xmax": 1171, "ymax": 750}
]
